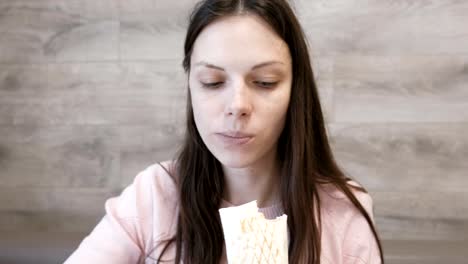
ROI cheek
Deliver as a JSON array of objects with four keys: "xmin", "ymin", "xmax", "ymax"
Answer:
[
  {"xmin": 270, "ymin": 104, "xmax": 288, "ymax": 130},
  {"xmin": 265, "ymin": 90, "xmax": 290, "ymax": 130},
  {"xmin": 190, "ymin": 92, "xmax": 217, "ymax": 134},
  {"xmin": 268, "ymin": 88, "xmax": 291, "ymax": 116},
  {"xmin": 191, "ymin": 98, "xmax": 205, "ymax": 128}
]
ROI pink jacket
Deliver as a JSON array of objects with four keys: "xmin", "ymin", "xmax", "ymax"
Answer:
[{"xmin": 65, "ymin": 162, "xmax": 381, "ymax": 264}]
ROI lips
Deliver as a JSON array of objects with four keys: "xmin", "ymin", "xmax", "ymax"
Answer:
[
  {"xmin": 216, "ymin": 131, "xmax": 254, "ymax": 146},
  {"xmin": 218, "ymin": 131, "xmax": 254, "ymax": 138}
]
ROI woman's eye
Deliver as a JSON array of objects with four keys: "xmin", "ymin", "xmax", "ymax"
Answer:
[
  {"xmin": 201, "ymin": 82, "xmax": 223, "ymax": 88},
  {"xmin": 255, "ymin": 81, "xmax": 278, "ymax": 88},
  {"xmin": 200, "ymin": 81, "xmax": 278, "ymax": 89}
]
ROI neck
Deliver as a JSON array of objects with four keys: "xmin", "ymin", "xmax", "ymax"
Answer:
[{"xmin": 222, "ymin": 149, "xmax": 281, "ymax": 208}]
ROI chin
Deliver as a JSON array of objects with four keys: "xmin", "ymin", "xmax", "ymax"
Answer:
[{"xmin": 213, "ymin": 151, "xmax": 255, "ymax": 169}]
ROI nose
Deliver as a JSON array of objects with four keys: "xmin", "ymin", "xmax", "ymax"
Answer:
[{"xmin": 224, "ymin": 81, "xmax": 252, "ymax": 118}]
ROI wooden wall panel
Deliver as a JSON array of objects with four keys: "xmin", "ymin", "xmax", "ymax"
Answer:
[
  {"xmin": 296, "ymin": 0, "xmax": 468, "ymax": 56},
  {"xmin": 329, "ymin": 123, "xmax": 468, "ymax": 192},
  {"xmin": 333, "ymin": 56, "xmax": 468, "ymax": 122},
  {"xmin": 0, "ymin": 0, "xmax": 119, "ymax": 62}
]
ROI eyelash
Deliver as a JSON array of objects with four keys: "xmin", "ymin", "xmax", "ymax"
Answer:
[{"xmin": 201, "ymin": 81, "xmax": 278, "ymax": 89}]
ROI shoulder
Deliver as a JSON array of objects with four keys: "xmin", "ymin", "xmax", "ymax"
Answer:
[
  {"xmin": 65, "ymin": 161, "xmax": 180, "ymax": 262},
  {"xmin": 317, "ymin": 181, "xmax": 381, "ymax": 264},
  {"xmin": 106, "ymin": 160, "xmax": 179, "ymax": 237},
  {"xmin": 317, "ymin": 181, "xmax": 374, "ymax": 223},
  {"xmin": 110, "ymin": 160, "xmax": 178, "ymax": 212},
  {"xmin": 136, "ymin": 160, "xmax": 178, "ymax": 196},
  {"xmin": 133, "ymin": 160, "xmax": 179, "ymax": 214}
]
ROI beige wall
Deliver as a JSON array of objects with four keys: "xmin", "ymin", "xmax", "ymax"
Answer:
[{"xmin": 0, "ymin": 0, "xmax": 467, "ymax": 263}]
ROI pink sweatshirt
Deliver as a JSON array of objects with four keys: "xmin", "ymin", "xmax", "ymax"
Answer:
[{"xmin": 64, "ymin": 162, "xmax": 381, "ymax": 264}]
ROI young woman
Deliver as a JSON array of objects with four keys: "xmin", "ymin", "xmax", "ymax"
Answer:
[{"xmin": 65, "ymin": 0, "xmax": 384, "ymax": 263}]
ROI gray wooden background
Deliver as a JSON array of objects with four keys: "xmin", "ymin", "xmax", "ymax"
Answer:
[{"xmin": 0, "ymin": 0, "xmax": 467, "ymax": 263}]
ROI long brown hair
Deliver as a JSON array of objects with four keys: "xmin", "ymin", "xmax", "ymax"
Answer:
[{"xmin": 153, "ymin": 0, "xmax": 384, "ymax": 263}]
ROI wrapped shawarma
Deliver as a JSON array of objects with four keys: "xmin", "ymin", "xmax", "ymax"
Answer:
[{"xmin": 219, "ymin": 200, "xmax": 289, "ymax": 264}]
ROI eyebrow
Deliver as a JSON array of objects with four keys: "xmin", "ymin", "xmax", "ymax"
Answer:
[{"xmin": 194, "ymin": 60, "xmax": 284, "ymax": 71}]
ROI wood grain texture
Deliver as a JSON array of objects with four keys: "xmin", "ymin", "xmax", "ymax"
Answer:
[
  {"xmin": 0, "ymin": 187, "xmax": 119, "ymax": 232},
  {"xmin": 295, "ymin": 0, "xmax": 468, "ymax": 56},
  {"xmin": 333, "ymin": 55, "xmax": 468, "ymax": 122},
  {"xmin": 383, "ymin": 240, "xmax": 468, "ymax": 264},
  {"xmin": 329, "ymin": 123, "xmax": 468, "ymax": 192},
  {"xmin": 0, "ymin": 61, "xmax": 187, "ymax": 125},
  {"xmin": 119, "ymin": 0, "xmax": 196, "ymax": 60},
  {"xmin": 0, "ymin": 0, "xmax": 119, "ymax": 62},
  {"xmin": 0, "ymin": 187, "xmax": 116, "ymax": 214},
  {"xmin": 372, "ymin": 191, "xmax": 468, "ymax": 240},
  {"xmin": 0, "ymin": 211, "xmax": 102, "ymax": 233},
  {"xmin": 0, "ymin": 232, "xmax": 88, "ymax": 264},
  {"xmin": 0, "ymin": 125, "xmax": 120, "ymax": 188}
]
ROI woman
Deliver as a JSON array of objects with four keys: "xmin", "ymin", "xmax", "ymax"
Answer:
[{"xmin": 65, "ymin": 0, "xmax": 384, "ymax": 263}]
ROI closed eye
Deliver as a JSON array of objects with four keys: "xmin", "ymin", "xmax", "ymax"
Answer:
[
  {"xmin": 200, "ymin": 81, "xmax": 278, "ymax": 89},
  {"xmin": 254, "ymin": 81, "xmax": 278, "ymax": 88},
  {"xmin": 201, "ymin": 82, "xmax": 223, "ymax": 88}
]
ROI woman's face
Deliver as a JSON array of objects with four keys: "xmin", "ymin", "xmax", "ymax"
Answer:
[{"xmin": 189, "ymin": 15, "xmax": 292, "ymax": 168}]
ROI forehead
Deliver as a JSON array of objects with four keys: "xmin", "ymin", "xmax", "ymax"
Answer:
[{"xmin": 190, "ymin": 14, "xmax": 291, "ymax": 70}]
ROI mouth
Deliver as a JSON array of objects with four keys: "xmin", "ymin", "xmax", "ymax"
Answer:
[
  {"xmin": 218, "ymin": 131, "xmax": 254, "ymax": 137},
  {"xmin": 215, "ymin": 132, "xmax": 254, "ymax": 146}
]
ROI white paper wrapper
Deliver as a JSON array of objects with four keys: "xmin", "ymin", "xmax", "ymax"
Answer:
[{"xmin": 219, "ymin": 200, "xmax": 289, "ymax": 264}]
